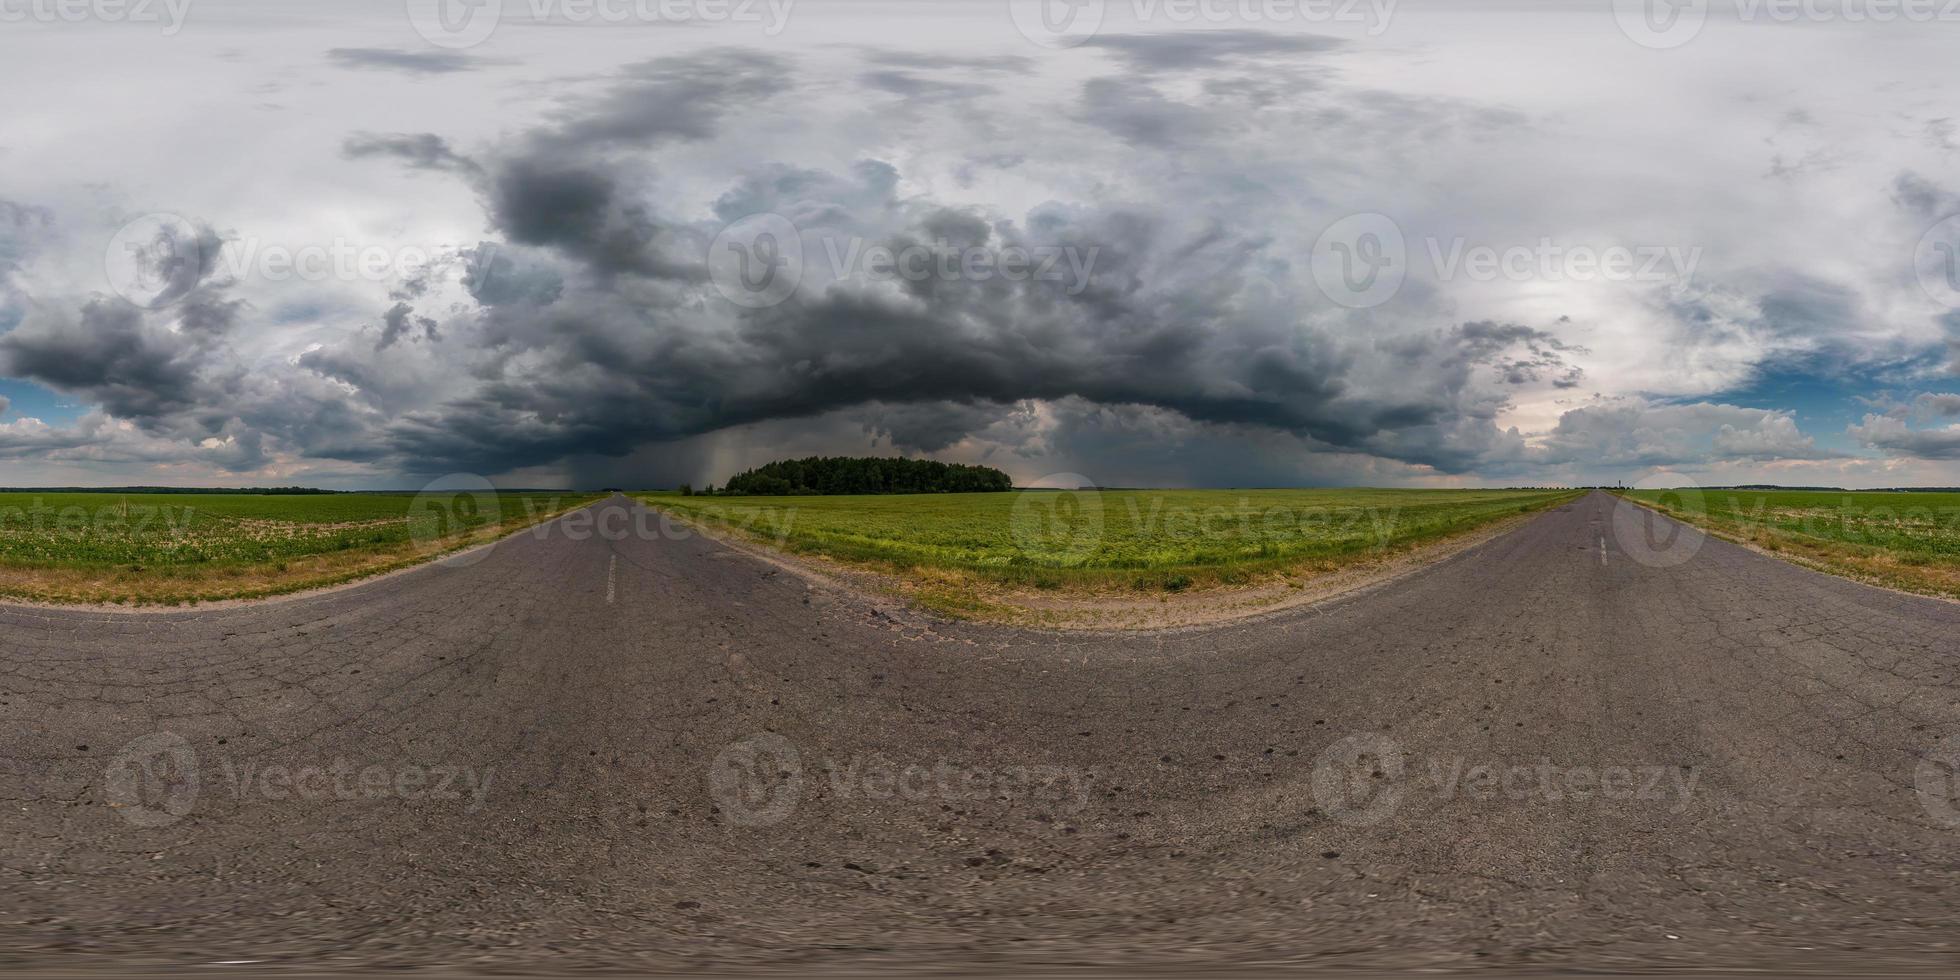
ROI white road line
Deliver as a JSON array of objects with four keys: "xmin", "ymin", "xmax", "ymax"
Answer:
[
  {"xmin": 1599, "ymin": 535, "xmax": 1607, "ymax": 566},
  {"xmin": 606, "ymin": 553, "xmax": 617, "ymax": 604}
]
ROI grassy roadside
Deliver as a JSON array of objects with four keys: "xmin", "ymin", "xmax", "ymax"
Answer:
[
  {"xmin": 639, "ymin": 487, "xmax": 1583, "ymax": 620},
  {"xmin": 0, "ymin": 492, "xmax": 602, "ymax": 606},
  {"xmin": 1613, "ymin": 488, "xmax": 1960, "ymax": 601}
]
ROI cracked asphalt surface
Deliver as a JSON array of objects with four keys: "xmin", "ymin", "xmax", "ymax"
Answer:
[{"xmin": 4, "ymin": 490, "xmax": 1960, "ymax": 974}]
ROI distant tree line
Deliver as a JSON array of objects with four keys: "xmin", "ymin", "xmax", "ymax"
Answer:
[{"xmin": 702, "ymin": 456, "xmax": 1014, "ymax": 496}]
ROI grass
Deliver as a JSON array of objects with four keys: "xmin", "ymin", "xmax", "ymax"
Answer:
[
  {"xmin": 1619, "ymin": 489, "xmax": 1960, "ymax": 600},
  {"xmin": 638, "ymin": 487, "xmax": 1582, "ymax": 607},
  {"xmin": 0, "ymin": 491, "xmax": 600, "ymax": 605}
]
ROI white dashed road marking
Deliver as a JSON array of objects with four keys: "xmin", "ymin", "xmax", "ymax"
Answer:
[
  {"xmin": 1599, "ymin": 535, "xmax": 1607, "ymax": 566},
  {"xmin": 607, "ymin": 554, "xmax": 617, "ymax": 604}
]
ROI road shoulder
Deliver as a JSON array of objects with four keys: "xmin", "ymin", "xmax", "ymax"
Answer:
[{"xmin": 641, "ymin": 498, "xmax": 1567, "ymax": 632}]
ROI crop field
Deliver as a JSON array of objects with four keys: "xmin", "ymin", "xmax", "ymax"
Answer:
[
  {"xmin": 0, "ymin": 491, "xmax": 598, "ymax": 604},
  {"xmin": 641, "ymin": 488, "xmax": 1581, "ymax": 599},
  {"xmin": 1621, "ymin": 488, "xmax": 1960, "ymax": 599}
]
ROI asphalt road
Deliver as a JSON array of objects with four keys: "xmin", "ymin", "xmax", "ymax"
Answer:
[{"xmin": 4, "ymin": 491, "xmax": 1960, "ymax": 974}]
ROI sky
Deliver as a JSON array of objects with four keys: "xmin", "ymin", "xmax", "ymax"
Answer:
[{"xmin": 0, "ymin": 0, "xmax": 1957, "ymax": 490}]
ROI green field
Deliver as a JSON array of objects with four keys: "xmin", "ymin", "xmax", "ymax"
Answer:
[
  {"xmin": 0, "ymin": 491, "xmax": 597, "ymax": 604},
  {"xmin": 1621, "ymin": 488, "xmax": 1960, "ymax": 598},
  {"xmin": 640, "ymin": 488, "xmax": 1581, "ymax": 596}
]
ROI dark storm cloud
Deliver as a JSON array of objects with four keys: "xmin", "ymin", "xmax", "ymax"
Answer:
[
  {"xmin": 0, "ymin": 300, "xmax": 211, "ymax": 426},
  {"xmin": 1081, "ymin": 30, "xmax": 1342, "ymax": 74},
  {"xmin": 310, "ymin": 50, "xmax": 1603, "ymax": 481},
  {"xmin": 375, "ymin": 301, "xmax": 440, "ymax": 350},
  {"xmin": 327, "ymin": 48, "xmax": 487, "ymax": 74},
  {"xmin": 3, "ymin": 45, "xmax": 1684, "ymax": 483},
  {"xmin": 431, "ymin": 50, "xmax": 795, "ymax": 279},
  {"xmin": 856, "ymin": 401, "xmax": 1013, "ymax": 454},
  {"xmin": 365, "ymin": 167, "xmax": 1582, "ymax": 475}
]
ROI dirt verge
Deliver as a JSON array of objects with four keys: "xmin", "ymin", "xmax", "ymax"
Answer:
[{"xmin": 643, "ymin": 499, "xmax": 1564, "ymax": 631}]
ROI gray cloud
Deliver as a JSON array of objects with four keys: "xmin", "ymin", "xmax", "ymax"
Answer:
[
  {"xmin": 342, "ymin": 132, "xmax": 481, "ymax": 174},
  {"xmin": 8, "ymin": 20, "xmax": 1940, "ymax": 489},
  {"xmin": 0, "ymin": 300, "xmax": 212, "ymax": 427},
  {"xmin": 1851, "ymin": 413, "xmax": 1960, "ymax": 460},
  {"xmin": 1082, "ymin": 30, "xmax": 1342, "ymax": 74},
  {"xmin": 859, "ymin": 70, "xmax": 993, "ymax": 102},
  {"xmin": 858, "ymin": 49, "xmax": 1034, "ymax": 73},
  {"xmin": 375, "ymin": 301, "xmax": 440, "ymax": 350},
  {"xmin": 327, "ymin": 48, "xmax": 487, "ymax": 74},
  {"xmin": 1534, "ymin": 400, "xmax": 1834, "ymax": 468}
]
